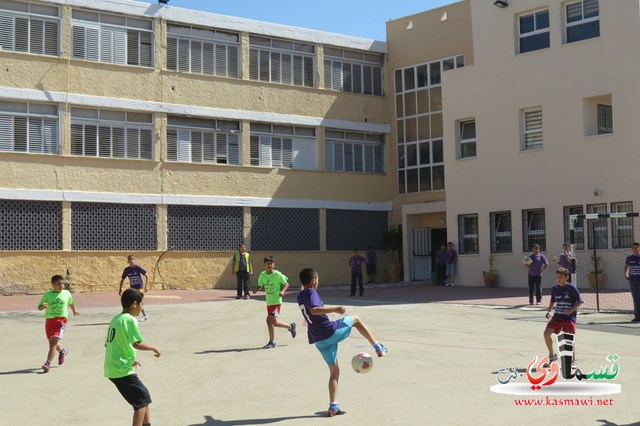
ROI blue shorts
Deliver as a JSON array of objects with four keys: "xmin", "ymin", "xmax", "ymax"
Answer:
[
  {"xmin": 446, "ymin": 264, "xmax": 456, "ymax": 276},
  {"xmin": 315, "ymin": 316, "xmax": 353, "ymax": 366}
]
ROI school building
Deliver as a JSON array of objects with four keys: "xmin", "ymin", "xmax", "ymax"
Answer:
[{"xmin": 1, "ymin": 0, "xmax": 636, "ymax": 292}]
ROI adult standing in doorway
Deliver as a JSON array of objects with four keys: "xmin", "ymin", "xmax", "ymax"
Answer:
[
  {"xmin": 445, "ymin": 242, "xmax": 457, "ymax": 287},
  {"xmin": 624, "ymin": 242, "xmax": 640, "ymax": 323},
  {"xmin": 232, "ymin": 243, "xmax": 253, "ymax": 300},
  {"xmin": 524, "ymin": 244, "xmax": 548, "ymax": 305}
]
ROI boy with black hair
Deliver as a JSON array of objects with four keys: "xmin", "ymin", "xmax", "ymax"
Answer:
[
  {"xmin": 105, "ymin": 288, "xmax": 161, "ymax": 426},
  {"xmin": 297, "ymin": 267, "xmax": 387, "ymax": 417}
]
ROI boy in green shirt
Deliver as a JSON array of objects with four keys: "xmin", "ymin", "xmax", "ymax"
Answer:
[
  {"xmin": 105, "ymin": 288, "xmax": 161, "ymax": 426},
  {"xmin": 38, "ymin": 275, "xmax": 79, "ymax": 373},
  {"xmin": 253, "ymin": 256, "xmax": 296, "ymax": 349}
]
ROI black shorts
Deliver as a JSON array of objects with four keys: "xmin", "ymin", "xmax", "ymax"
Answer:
[{"xmin": 110, "ymin": 374, "xmax": 152, "ymax": 411}]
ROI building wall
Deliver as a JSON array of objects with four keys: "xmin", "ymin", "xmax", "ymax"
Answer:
[{"xmin": 442, "ymin": 0, "xmax": 640, "ymax": 289}]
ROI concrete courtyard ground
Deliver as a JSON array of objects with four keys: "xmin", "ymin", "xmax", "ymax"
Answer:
[{"xmin": 1, "ymin": 283, "xmax": 639, "ymax": 425}]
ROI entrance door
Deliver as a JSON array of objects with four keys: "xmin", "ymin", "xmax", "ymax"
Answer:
[{"xmin": 412, "ymin": 228, "xmax": 431, "ymax": 280}]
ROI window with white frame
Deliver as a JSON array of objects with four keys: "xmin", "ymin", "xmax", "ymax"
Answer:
[
  {"xmin": 565, "ymin": 0, "xmax": 599, "ymax": 43},
  {"xmin": 323, "ymin": 47, "xmax": 384, "ymax": 96},
  {"xmin": 522, "ymin": 108, "xmax": 543, "ymax": 151},
  {"xmin": 522, "ymin": 209, "xmax": 546, "ymax": 251},
  {"xmin": 611, "ymin": 201, "xmax": 633, "ymax": 249},
  {"xmin": 0, "ymin": 101, "xmax": 58, "ymax": 154},
  {"xmin": 518, "ymin": 9, "xmax": 550, "ymax": 54},
  {"xmin": 586, "ymin": 203, "xmax": 607, "ymax": 249},
  {"xmin": 458, "ymin": 213, "xmax": 479, "ymax": 254},
  {"xmin": 72, "ymin": 9, "xmax": 153, "ymax": 67},
  {"xmin": 249, "ymin": 36, "xmax": 314, "ymax": 87},
  {"xmin": 70, "ymin": 107, "xmax": 153, "ymax": 160},
  {"xmin": 250, "ymin": 123, "xmax": 316, "ymax": 169},
  {"xmin": 167, "ymin": 116, "xmax": 239, "ymax": 165},
  {"xmin": 564, "ymin": 205, "xmax": 584, "ymax": 250},
  {"xmin": 0, "ymin": 0, "xmax": 59, "ymax": 56},
  {"xmin": 325, "ymin": 129, "xmax": 384, "ymax": 174},
  {"xmin": 458, "ymin": 119, "xmax": 476, "ymax": 159},
  {"xmin": 490, "ymin": 211, "xmax": 512, "ymax": 253},
  {"xmin": 166, "ymin": 24, "xmax": 239, "ymax": 78}
]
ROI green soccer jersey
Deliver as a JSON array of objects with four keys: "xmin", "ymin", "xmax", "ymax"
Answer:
[
  {"xmin": 257, "ymin": 270, "xmax": 288, "ymax": 306},
  {"xmin": 38, "ymin": 290, "xmax": 73, "ymax": 319},
  {"xmin": 104, "ymin": 313, "xmax": 143, "ymax": 379}
]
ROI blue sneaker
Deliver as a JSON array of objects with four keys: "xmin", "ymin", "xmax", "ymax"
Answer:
[
  {"xmin": 373, "ymin": 343, "xmax": 388, "ymax": 357},
  {"xmin": 327, "ymin": 404, "xmax": 345, "ymax": 417},
  {"xmin": 289, "ymin": 322, "xmax": 297, "ymax": 338}
]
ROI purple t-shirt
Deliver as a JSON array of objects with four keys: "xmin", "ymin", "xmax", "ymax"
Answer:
[
  {"xmin": 349, "ymin": 255, "xmax": 366, "ymax": 274},
  {"xmin": 550, "ymin": 283, "xmax": 583, "ymax": 323},
  {"xmin": 121, "ymin": 265, "xmax": 146, "ymax": 288},
  {"xmin": 436, "ymin": 249, "xmax": 447, "ymax": 265},
  {"xmin": 527, "ymin": 253, "xmax": 548, "ymax": 277},
  {"xmin": 445, "ymin": 249, "xmax": 457, "ymax": 265},
  {"xmin": 626, "ymin": 254, "xmax": 640, "ymax": 278},
  {"xmin": 297, "ymin": 287, "xmax": 338, "ymax": 344},
  {"xmin": 558, "ymin": 251, "xmax": 574, "ymax": 272}
]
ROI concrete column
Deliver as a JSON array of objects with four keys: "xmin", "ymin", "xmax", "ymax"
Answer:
[
  {"xmin": 156, "ymin": 204, "xmax": 168, "ymax": 251},
  {"xmin": 62, "ymin": 201, "xmax": 72, "ymax": 251},
  {"xmin": 243, "ymin": 207, "xmax": 252, "ymax": 248},
  {"xmin": 319, "ymin": 208, "xmax": 327, "ymax": 251},
  {"xmin": 241, "ymin": 32, "xmax": 250, "ymax": 80}
]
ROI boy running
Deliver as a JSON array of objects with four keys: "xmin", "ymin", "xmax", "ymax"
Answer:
[
  {"xmin": 38, "ymin": 275, "xmax": 79, "ymax": 373},
  {"xmin": 253, "ymin": 256, "xmax": 296, "ymax": 349},
  {"xmin": 120, "ymin": 255, "xmax": 149, "ymax": 321}
]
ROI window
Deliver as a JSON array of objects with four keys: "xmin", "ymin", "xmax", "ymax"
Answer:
[
  {"xmin": 70, "ymin": 107, "xmax": 153, "ymax": 160},
  {"xmin": 250, "ymin": 123, "xmax": 316, "ymax": 169},
  {"xmin": 167, "ymin": 24, "xmax": 239, "ymax": 78},
  {"xmin": 458, "ymin": 119, "xmax": 476, "ymax": 159},
  {"xmin": 0, "ymin": 101, "xmax": 58, "ymax": 154},
  {"xmin": 325, "ymin": 130, "xmax": 384, "ymax": 173},
  {"xmin": 597, "ymin": 104, "xmax": 612, "ymax": 134},
  {"xmin": 564, "ymin": 205, "xmax": 584, "ymax": 250},
  {"xmin": 611, "ymin": 201, "xmax": 633, "ymax": 249},
  {"xmin": 395, "ymin": 56, "xmax": 462, "ymax": 193},
  {"xmin": 586, "ymin": 203, "xmax": 607, "ymax": 249},
  {"xmin": 0, "ymin": 200, "xmax": 62, "ymax": 250},
  {"xmin": 72, "ymin": 10, "xmax": 153, "ymax": 67},
  {"xmin": 565, "ymin": 0, "xmax": 599, "ymax": 43},
  {"xmin": 523, "ymin": 209, "xmax": 546, "ymax": 251},
  {"xmin": 0, "ymin": 0, "xmax": 59, "ymax": 56},
  {"xmin": 458, "ymin": 213, "xmax": 479, "ymax": 254},
  {"xmin": 167, "ymin": 116, "xmax": 239, "ymax": 164},
  {"xmin": 249, "ymin": 36, "xmax": 314, "ymax": 87},
  {"xmin": 518, "ymin": 9, "xmax": 550, "ymax": 54},
  {"xmin": 323, "ymin": 47, "xmax": 384, "ymax": 96},
  {"xmin": 326, "ymin": 209, "xmax": 388, "ymax": 251},
  {"xmin": 490, "ymin": 211, "xmax": 512, "ymax": 253},
  {"xmin": 522, "ymin": 108, "xmax": 543, "ymax": 151}
]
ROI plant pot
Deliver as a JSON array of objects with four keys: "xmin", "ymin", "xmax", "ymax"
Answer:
[
  {"xmin": 386, "ymin": 263, "xmax": 401, "ymax": 282},
  {"xmin": 483, "ymin": 272, "xmax": 498, "ymax": 287},
  {"xmin": 588, "ymin": 273, "xmax": 605, "ymax": 289}
]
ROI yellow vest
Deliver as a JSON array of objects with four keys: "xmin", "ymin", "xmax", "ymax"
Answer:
[{"xmin": 234, "ymin": 252, "xmax": 251, "ymax": 273}]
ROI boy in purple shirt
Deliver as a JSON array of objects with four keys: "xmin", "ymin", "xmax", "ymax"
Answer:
[
  {"xmin": 119, "ymin": 255, "xmax": 149, "ymax": 321},
  {"xmin": 348, "ymin": 249, "xmax": 367, "ymax": 297},
  {"xmin": 552, "ymin": 243, "xmax": 574, "ymax": 282},
  {"xmin": 524, "ymin": 244, "xmax": 548, "ymax": 305},
  {"xmin": 297, "ymin": 268, "xmax": 387, "ymax": 417},
  {"xmin": 445, "ymin": 242, "xmax": 457, "ymax": 286}
]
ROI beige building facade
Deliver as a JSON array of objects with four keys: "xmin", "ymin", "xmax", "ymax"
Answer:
[{"xmin": 0, "ymin": 0, "xmax": 392, "ymax": 292}]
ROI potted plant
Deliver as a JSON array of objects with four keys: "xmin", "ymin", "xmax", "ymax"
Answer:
[
  {"xmin": 382, "ymin": 226, "xmax": 403, "ymax": 282},
  {"xmin": 482, "ymin": 254, "xmax": 498, "ymax": 287},
  {"xmin": 587, "ymin": 253, "xmax": 606, "ymax": 289}
]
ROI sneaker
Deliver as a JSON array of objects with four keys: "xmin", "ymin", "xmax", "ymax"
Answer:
[
  {"xmin": 140, "ymin": 315, "xmax": 148, "ymax": 322},
  {"xmin": 536, "ymin": 302, "xmax": 541, "ymax": 305},
  {"xmin": 373, "ymin": 343, "xmax": 388, "ymax": 357},
  {"xmin": 58, "ymin": 348, "xmax": 68, "ymax": 365},
  {"xmin": 289, "ymin": 322, "xmax": 297, "ymax": 338},
  {"xmin": 571, "ymin": 360, "xmax": 579, "ymax": 370},
  {"xmin": 631, "ymin": 318, "xmax": 640, "ymax": 323},
  {"xmin": 42, "ymin": 362, "xmax": 50, "ymax": 373},
  {"xmin": 235, "ymin": 295, "xmax": 242, "ymax": 300},
  {"xmin": 263, "ymin": 341, "xmax": 277, "ymax": 349},
  {"xmin": 243, "ymin": 294, "xmax": 250, "ymax": 300},
  {"xmin": 327, "ymin": 405, "xmax": 345, "ymax": 417},
  {"xmin": 542, "ymin": 353, "xmax": 558, "ymax": 368}
]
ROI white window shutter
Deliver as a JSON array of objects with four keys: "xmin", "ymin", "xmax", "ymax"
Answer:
[
  {"xmin": 282, "ymin": 138, "xmax": 293, "ymax": 168},
  {"xmin": 191, "ymin": 131, "xmax": 203, "ymax": 162},
  {"xmin": 70, "ymin": 123, "xmax": 83, "ymax": 155},
  {"xmin": 259, "ymin": 136, "xmax": 272, "ymax": 166},
  {"xmin": 86, "ymin": 25, "xmax": 100, "ymax": 61},
  {"xmin": 167, "ymin": 130, "xmax": 177, "ymax": 161},
  {"xmin": 0, "ymin": 13, "xmax": 15, "ymax": 51},
  {"xmin": 112, "ymin": 127, "xmax": 125, "ymax": 158},
  {"xmin": 44, "ymin": 21, "xmax": 58, "ymax": 56},
  {"xmin": 324, "ymin": 141, "xmax": 334, "ymax": 171},
  {"xmin": 228, "ymin": 45, "xmax": 239, "ymax": 78},
  {"xmin": 178, "ymin": 38, "xmax": 189, "ymax": 71},
  {"xmin": 334, "ymin": 142, "xmax": 344, "ymax": 171},
  {"xmin": 167, "ymin": 37, "xmax": 177, "ymax": 70},
  {"xmin": 98, "ymin": 125, "xmax": 112, "ymax": 157},
  {"xmin": 192, "ymin": 40, "xmax": 203, "ymax": 73},
  {"xmin": 72, "ymin": 25, "xmax": 85, "ymax": 58},
  {"xmin": 126, "ymin": 128, "xmax": 140, "ymax": 159},
  {"xmin": 0, "ymin": 114, "xmax": 13, "ymax": 151},
  {"xmin": 204, "ymin": 132, "xmax": 216, "ymax": 162},
  {"xmin": 30, "ymin": 19, "xmax": 44, "ymax": 54},
  {"xmin": 215, "ymin": 44, "xmax": 226, "ymax": 76},
  {"xmin": 113, "ymin": 28, "xmax": 127, "ymax": 64},
  {"xmin": 177, "ymin": 129, "xmax": 191, "ymax": 162},
  {"xmin": 14, "ymin": 17, "xmax": 28, "ymax": 52},
  {"xmin": 228, "ymin": 134, "xmax": 239, "ymax": 165},
  {"xmin": 203, "ymin": 42, "xmax": 214, "ymax": 75}
]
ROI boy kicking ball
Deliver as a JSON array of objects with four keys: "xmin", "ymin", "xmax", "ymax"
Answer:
[{"xmin": 297, "ymin": 268, "xmax": 387, "ymax": 417}]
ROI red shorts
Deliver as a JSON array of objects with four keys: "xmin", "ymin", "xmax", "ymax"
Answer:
[
  {"xmin": 266, "ymin": 305, "xmax": 281, "ymax": 316},
  {"xmin": 45, "ymin": 317, "xmax": 68, "ymax": 340},
  {"xmin": 546, "ymin": 319, "xmax": 576, "ymax": 334}
]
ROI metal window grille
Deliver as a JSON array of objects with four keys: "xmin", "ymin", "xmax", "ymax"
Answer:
[
  {"xmin": 326, "ymin": 209, "xmax": 387, "ymax": 251},
  {"xmin": 490, "ymin": 211, "xmax": 512, "ymax": 253},
  {"xmin": 611, "ymin": 201, "xmax": 633, "ymax": 248},
  {"xmin": 523, "ymin": 108, "xmax": 543, "ymax": 150},
  {"xmin": 168, "ymin": 205, "xmax": 242, "ymax": 251},
  {"xmin": 71, "ymin": 203, "xmax": 156, "ymax": 250},
  {"xmin": 586, "ymin": 203, "xmax": 608, "ymax": 249},
  {"xmin": 522, "ymin": 209, "xmax": 546, "ymax": 251},
  {"xmin": 0, "ymin": 200, "xmax": 62, "ymax": 250},
  {"xmin": 564, "ymin": 205, "xmax": 584, "ymax": 250},
  {"xmin": 0, "ymin": 2, "xmax": 59, "ymax": 56},
  {"xmin": 597, "ymin": 104, "xmax": 612, "ymax": 134},
  {"xmin": 458, "ymin": 213, "xmax": 479, "ymax": 254},
  {"xmin": 251, "ymin": 207, "xmax": 319, "ymax": 251}
]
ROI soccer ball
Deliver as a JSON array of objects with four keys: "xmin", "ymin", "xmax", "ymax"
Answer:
[
  {"xmin": 523, "ymin": 256, "xmax": 532, "ymax": 266},
  {"xmin": 351, "ymin": 352, "xmax": 373, "ymax": 374}
]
